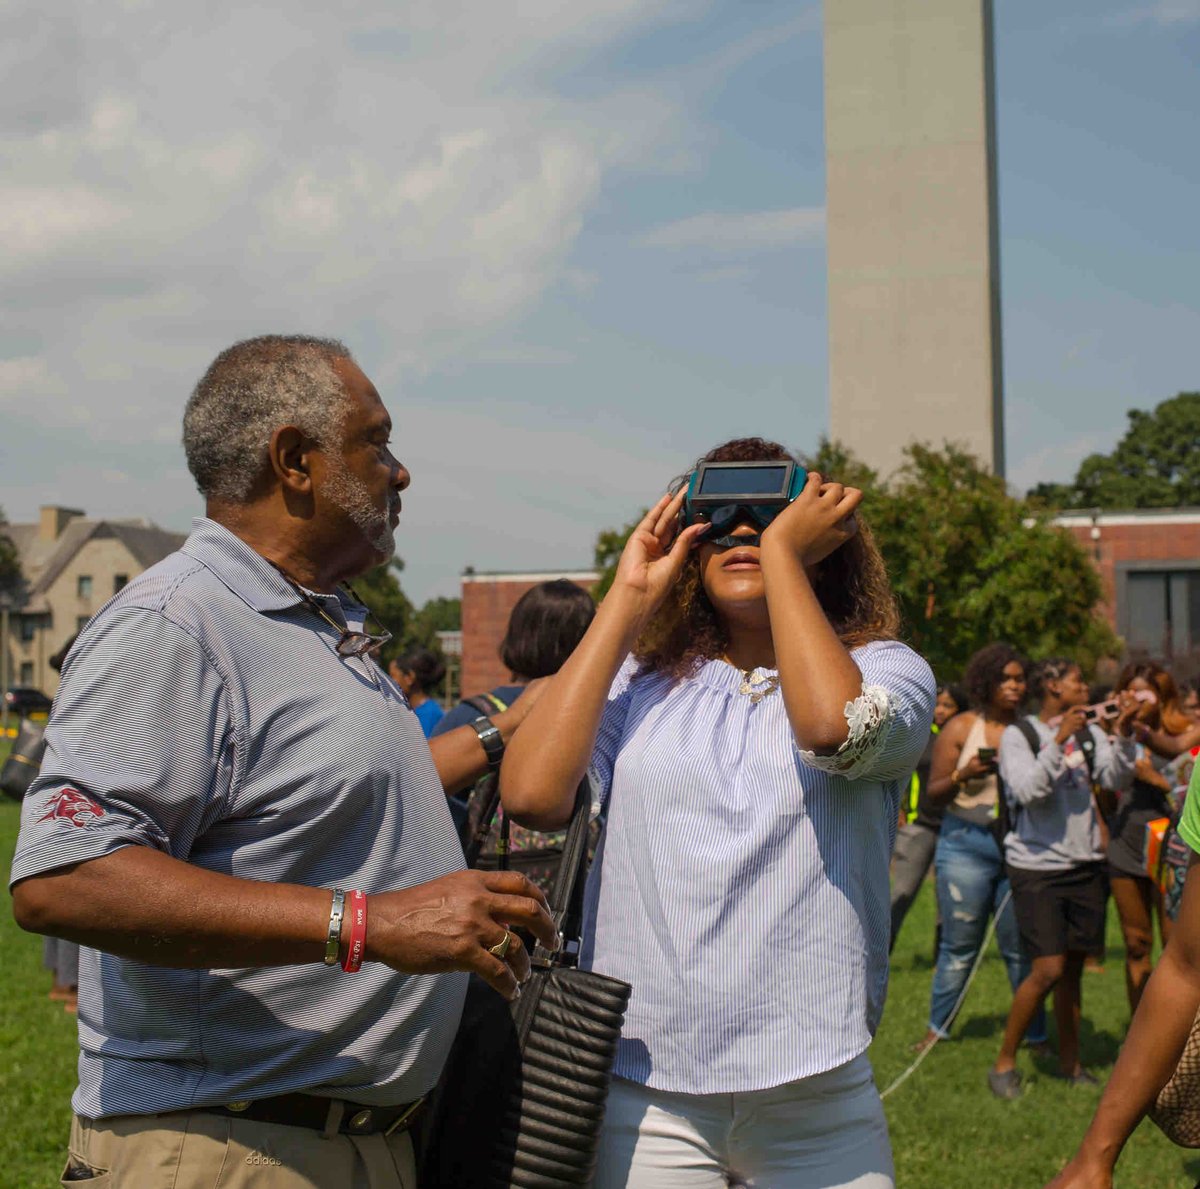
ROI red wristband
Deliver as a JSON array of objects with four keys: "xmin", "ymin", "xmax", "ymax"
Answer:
[{"xmin": 341, "ymin": 890, "xmax": 367, "ymax": 973}]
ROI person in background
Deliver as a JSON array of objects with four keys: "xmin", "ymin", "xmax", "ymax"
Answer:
[
  {"xmin": 389, "ymin": 646, "xmax": 447, "ymax": 737},
  {"xmin": 1181, "ymin": 677, "xmax": 1200, "ymax": 727},
  {"xmin": 1044, "ymin": 760, "xmax": 1200, "ymax": 1189},
  {"xmin": 433, "ymin": 580, "xmax": 597, "ymax": 890},
  {"xmin": 1107, "ymin": 661, "xmax": 1192, "ymax": 1013},
  {"xmin": 502, "ymin": 439, "xmax": 935, "ymax": 1188},
  {"xmin": 890, "ymin": 682, "xmax": 965, "ymax": 953},
  {"xmin": 915, "ymin": 643, "xmax": 1046, "ymax": 1054},
  {"xmin": 987, "ymin": 659, "xmax": 1138, "ymax": 1099}
]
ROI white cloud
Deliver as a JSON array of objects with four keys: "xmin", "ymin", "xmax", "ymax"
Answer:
[{"xmin": 640, "ymin": 207, "xmax": 826, "ymax": 252}]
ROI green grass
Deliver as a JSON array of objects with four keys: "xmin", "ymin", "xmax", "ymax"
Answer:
[
  {"xmin": 0, "ymin": 798, "xmax": 79, "ymax": 1188},
  {"xmin": 1, "ymin": 791, "xmax": 1196, "ymax": 1187},
  {"xmin": 875, "ymin": 882, "xmax": 1197, "ymax": 1188}
]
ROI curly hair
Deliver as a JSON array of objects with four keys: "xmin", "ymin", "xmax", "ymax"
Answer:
[
  {"xmin": 962, "ymin": 642, "xmax": 1028, "ymax": 711},
  {"xmin": 1116, "ymin": 660, "xmax": 1191, "ymax": 734},
  {"xmin": 633, "ymin": 437, "xmax": 899, "ymax": 680}
]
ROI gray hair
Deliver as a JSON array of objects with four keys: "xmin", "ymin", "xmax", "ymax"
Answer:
[{"xmin": 183, "ymin": 334, "xmax": 354, "ymax": 504}]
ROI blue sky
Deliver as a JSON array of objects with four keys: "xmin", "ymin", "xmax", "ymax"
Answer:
[{"xmin": 1, "ymin": 1, "xmax": 1197, "ymax": 603}]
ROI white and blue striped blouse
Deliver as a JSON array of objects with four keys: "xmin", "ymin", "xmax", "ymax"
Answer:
[{"xmin": 580, "ymin": 639, "xmax": 936, "ymax": 1094}]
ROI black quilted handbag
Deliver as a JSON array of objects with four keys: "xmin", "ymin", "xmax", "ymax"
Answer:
[{"xmin": 417, "ymin": 779, "xmax": 631, "ymax": 1187}]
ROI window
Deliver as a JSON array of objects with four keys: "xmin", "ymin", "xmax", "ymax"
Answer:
[
  {"xmin": 1124, "ymin": 569, "xmax": 1200, "ymax": 659},
  {"xmin": 76, "ymin": 615, "xmax": 91, "ymax": 631},
  {"xmin": 113, "ymin": 574, "xmax": 129, "ymax": 593},
  {"xmin": 19, "ymin": 616, "xmax": 37, "ymax": 642},
  {"xmin": 19, "ymin": 662, "xmax": 34, "ymax": 685},
  {"xmin": 77, "ymin": 575, "xmax": 92, "ymax": 599}
]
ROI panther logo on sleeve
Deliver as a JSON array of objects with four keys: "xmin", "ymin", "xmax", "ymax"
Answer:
[{"xmin": 38, "ymin": 788, "xmax": 107, "ymax": 828}]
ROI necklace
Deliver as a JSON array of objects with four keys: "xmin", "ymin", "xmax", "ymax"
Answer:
[{"xmin": 723, "ymin": 658, "xmax": 781, "ymax": 704}]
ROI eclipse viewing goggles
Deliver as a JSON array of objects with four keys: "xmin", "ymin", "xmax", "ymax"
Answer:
[{"xmin": 679, "ymin": 460, "xmax": 808, "ymax": 546}]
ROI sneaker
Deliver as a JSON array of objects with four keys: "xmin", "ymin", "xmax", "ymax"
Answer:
[
  {"xmin": 988, "ymin": 1068, "xmax": 1023, "ymax": 1100},
  {"xmin": 1066, "ymin": 1068, "xmax": 1099, "ymax": 1088}
]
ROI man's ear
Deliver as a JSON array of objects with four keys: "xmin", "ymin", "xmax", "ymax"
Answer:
[{"xmin": 269, "ymin": 425, "xmax": 314, "ymax": 493}]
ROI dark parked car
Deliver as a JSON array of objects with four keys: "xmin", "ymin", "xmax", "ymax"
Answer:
[{"xmin": 4, "ymin": 687, "xmax": 53, "ymax": 718}]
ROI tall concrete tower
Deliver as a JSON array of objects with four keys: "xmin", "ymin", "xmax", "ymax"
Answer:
[{"xmin": 824, "ymin": 0, "xmax": 1004, "ymax": 478}]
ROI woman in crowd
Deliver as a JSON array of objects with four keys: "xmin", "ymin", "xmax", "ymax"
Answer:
[
  {"xmin": 387, "ymin": 646, "xmax": 446, "ymax": 737},
  {"xmin": 890, "ymin": 682, "xmax": 966, "ymax": 953},
  {"xmin": 433, "ymin": 579, "xmax": 596, "ymax": 889},
  {"xmin": 1107, "ymin": 661, "xmax": 1192, "ymax": 1011},
  {"xmin": 988, "ymin": 659, "xmax": 1138, "ymax": 1098},
  {"xmin": 1045, "ymin": 762, "xmax": 1200, "ymax": 1189},
  {"xmin": 915, "ymin": 643, "xmax": 1046, "ymax": 1054},
  {"xmin": 503, "ymin": 438, "xmax": 935, "ymax": 1188}
]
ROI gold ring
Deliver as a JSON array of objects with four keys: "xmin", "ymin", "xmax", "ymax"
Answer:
[{"xmin": 487, "ymin": 931, "xmax": 513, "ymax": 960}]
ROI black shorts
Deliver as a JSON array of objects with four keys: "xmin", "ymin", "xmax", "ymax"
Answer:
[{"xmin": 1007, "ymin": 863, "xmax": 1108, "ymax": 959}]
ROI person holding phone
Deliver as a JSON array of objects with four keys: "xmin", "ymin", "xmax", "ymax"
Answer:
[
  {"xmin": 987, "ymin": 659, "xmax": 1138, "ymax": 1098},
  {"xmin": 500, "ymin": 438, "xmax": 935, "ymax": 1188},
  {"xmin": 914, "ymin": 644, "xmax": 1045, "ymax": 1054}
]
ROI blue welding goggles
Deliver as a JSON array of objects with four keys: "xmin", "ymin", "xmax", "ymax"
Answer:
[{"xmin": 678, "ymin": 460, "xmax": 808, "ymax": 545}]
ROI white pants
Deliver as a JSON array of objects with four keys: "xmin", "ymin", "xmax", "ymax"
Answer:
[{"xmin": 594, "ymin": 1053, "xmax": 894, "ymax": 1189}]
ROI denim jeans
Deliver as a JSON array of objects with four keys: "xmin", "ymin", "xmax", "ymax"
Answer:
[{"xmin": 928, "ymin": 814, "xmax": 1045, "ymax": 1042}]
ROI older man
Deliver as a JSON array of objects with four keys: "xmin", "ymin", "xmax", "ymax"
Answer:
[{"xmin": 10, "ymin": 335, "xmax": 555, "ymax": 1188}]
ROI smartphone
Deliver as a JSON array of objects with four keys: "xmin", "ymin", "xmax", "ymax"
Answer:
[{"xmin": 977, "ymin": 747, "xmax": 997, "ymax": 767}]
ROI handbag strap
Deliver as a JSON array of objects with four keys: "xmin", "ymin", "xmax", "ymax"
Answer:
[
  {"xmin": 532, "ymin": 778, "xmax": 593, "ymax": 968},
  {"xmin": 463, "ymin": 772, "xmax": 501, "ymax": 868}
]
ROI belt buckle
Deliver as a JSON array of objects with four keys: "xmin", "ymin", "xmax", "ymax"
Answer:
[{"xmin": 383, "ymin": 1097, "xmax": 424, "ymax": 1138}]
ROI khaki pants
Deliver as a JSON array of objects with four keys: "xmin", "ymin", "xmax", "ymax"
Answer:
[{"xmin": 62, "ymin": 1110, "xmax": 416, "ymax": 1189}]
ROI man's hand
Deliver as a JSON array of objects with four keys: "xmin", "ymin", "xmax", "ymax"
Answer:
[
  {"xmin": 760, "ymin": 472, "xmax": 862, "ymax": 566},
  {"xmin": 1056, "ymin": 706, "xmax": 1090, "ymax": 746},
  {"xmin": 365, "ymin": 870, "xmax": 558, "ymax": 1001},
  {"xmin": 611, "ymin": 489, "xmax": 709, "ymax": 627}
]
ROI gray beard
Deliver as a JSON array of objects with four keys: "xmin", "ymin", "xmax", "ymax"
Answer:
[{"xmin": 323, "ymin": 461, "xmax": 396, "ymax": 560}]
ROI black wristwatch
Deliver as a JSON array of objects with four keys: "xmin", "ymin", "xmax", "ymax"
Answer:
[{"xmin": 470, "ymin": 716, "xmax": 505, "ymax": 771}]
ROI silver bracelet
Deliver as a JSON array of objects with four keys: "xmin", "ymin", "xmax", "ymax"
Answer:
[{"xmin": 324, "ymin": 888, "xmax": 346, "ymax": 966}]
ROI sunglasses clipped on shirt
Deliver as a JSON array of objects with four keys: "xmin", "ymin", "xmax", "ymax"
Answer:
[{"xmin": 279, "ymin": 575, "xmax": 393, "ymax": 659}]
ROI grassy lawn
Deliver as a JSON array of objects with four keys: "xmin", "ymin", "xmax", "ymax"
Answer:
[{"xmin": 1, "ymin": 787, "xmax": 1197, "ymax": 1187}]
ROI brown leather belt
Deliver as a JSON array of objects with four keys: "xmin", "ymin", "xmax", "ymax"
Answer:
[{"xmin": 210, "ymin": 1092, "xmax": 424, "ymax": 1136}]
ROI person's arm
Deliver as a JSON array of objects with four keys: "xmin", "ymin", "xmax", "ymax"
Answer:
[
  {"xmin": 926, "ymin": 714, "xmax": 983, "ymax": 807},
  {"xmin": 12, "ymin": 848, "xmax": 556, "ymax": 1001},
  {"xmin": 758, "ymin": 474, "xmax": 866, "ymax": 754},
  {"xmin": 501, "ymin": 490, "xmax": 708, "ymax": 831},
  {"xmin": 1045, "ymin": 850, "xmax": 1200, "ymax": 1189},
  {"xmin": 428, "ymin": 679, "xmax": 548, "ymax": 796},
  {"xmin": 1140, "ymin": 721, "xmax": 1200, "ymax": 760}
]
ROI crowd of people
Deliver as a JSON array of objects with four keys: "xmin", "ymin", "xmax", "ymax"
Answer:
[{"xmin": 5, "ymin": 333, "xmax": 1200, "ymax": 1188}]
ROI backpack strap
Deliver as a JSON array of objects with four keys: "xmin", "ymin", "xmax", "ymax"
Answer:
[
  {"xmin": 1073, "ymin": 728, "xmax": 1098, "ymax": 783},
  {"xmin": 463, "ymin": 692, "xmax": 509, "ymax": 717}
]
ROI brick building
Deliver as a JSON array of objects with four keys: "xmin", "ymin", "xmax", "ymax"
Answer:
[
  {"xmin": 1053, "ymin": 509, "xmax": 1200, "ymax": 671},
  {"xmin": 456, "ymin": 511, "xmax": 1200, "ymax": 694},
  {"xmin": 459, "ymin": 569, "xmax": 598, "ymax": 697}
]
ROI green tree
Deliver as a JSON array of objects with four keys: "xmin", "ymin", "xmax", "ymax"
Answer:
[
  {"xmin": 0, "ymin": 507, "xmax": 23, "ymax": 602},
  {"xmin": 1028, "ymin": 392, "xmax": 1200, "ymax": 509},
  {"xmin": 589, "ymin": 443, "xmax": 1120, "ymax": 679},
  {"xmin": 869, "ymin": 444, "xmax": 1119, "ymax": 677},
  {"xmin": 407, "ymin": 596, "xmax": 462, "ymax": 650}
]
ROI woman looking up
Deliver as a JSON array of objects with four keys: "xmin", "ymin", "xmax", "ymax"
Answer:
[
  {"xmin": 915, "ymin": 643, "xmax": 1046, "ymax": 1054},
  {"xmin": 502, "ymin": 438, "xmax": 935, "ymax": 1189}
]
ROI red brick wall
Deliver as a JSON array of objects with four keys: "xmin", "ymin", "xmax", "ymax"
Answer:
[
  {"xmin": 460, "ymin": 575, "xmax": 597, "ymax": 698},
  {"xmin": 1060, "ymin": 521, "xmax": 1200, "ymax": 628}
]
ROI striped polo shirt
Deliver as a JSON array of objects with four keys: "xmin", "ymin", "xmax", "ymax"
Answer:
[
  {"xmin": 581, "ymin": 640, "xmax": 935, "ymax": 1094},
  {"xmin": 10, "ymin": 519, "xmax": 466, "ymax": 1119}
]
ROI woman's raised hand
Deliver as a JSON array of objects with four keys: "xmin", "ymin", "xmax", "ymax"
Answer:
[
  {"xmin": 760, "ymin": 471, "xmax": 862, "ymax": 566},
  {"xmin": 610, "ymin": 488, "xmax": 708, "ymax": 626}
]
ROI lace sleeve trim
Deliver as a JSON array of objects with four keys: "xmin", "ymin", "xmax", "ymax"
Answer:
[{"xmin": 798, "ymin": 684, "xmax": 895, "ymax": 780}]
